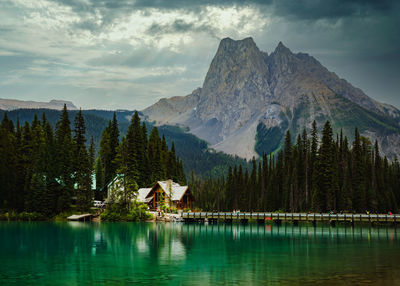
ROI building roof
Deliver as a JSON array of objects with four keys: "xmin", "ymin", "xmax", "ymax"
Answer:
[
  {"xmin": 137, "ymin": 188, "xmax": 152, "ymax": 203},
  {"xmin": 107, "ymin": 174, "xmax": 123, "ymax": 188},
  {"xmin": 153, "ymin": 181, "xmax": 190, "ymax": 201}
]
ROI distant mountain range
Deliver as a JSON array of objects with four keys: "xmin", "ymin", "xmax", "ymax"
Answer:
[
  {"xmin": 0, "ymin": 98, "xmax": 77, "ymax": 111},
  {"xmin": 142, "ymin": 37, "xmax": 400, "ymax": 160}
]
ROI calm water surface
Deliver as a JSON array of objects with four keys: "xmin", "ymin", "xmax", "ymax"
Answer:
[{"xmin": 0, "ymin": 222, "xmax": 399, "ymax": 285}]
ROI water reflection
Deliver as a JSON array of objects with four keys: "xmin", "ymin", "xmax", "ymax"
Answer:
[
  {"xmin": 0, "ymin": 222, "xmax": 399, "ymax": 285},
  {"xmin": 180, "ymin": 223, "xmax": 399, "ymax": 242}
]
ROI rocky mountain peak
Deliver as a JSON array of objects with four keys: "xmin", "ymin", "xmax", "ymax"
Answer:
[
  {"xmin": 219, "ymin": 37, "xmax": 257, "ymax": 51},
  {"xmin": 196, "ymin": 37, "xmax": 272, "ymax": 145},
  {"xmin": 274, "ymin": 41, "xmax": 291, "ymax": 54},
  {"xmin": 143, "ymin": 37, "xmax": 400, "ymax": 160}
]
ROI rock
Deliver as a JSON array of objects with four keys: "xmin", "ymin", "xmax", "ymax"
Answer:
[{"xmin": 142, "ymin": 37, "xmax": 400, "ymax": 160}]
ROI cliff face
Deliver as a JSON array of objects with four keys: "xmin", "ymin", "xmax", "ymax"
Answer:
[{"xmin": 143, "ymin": 37, "xmax": 400, "ymax": 160}]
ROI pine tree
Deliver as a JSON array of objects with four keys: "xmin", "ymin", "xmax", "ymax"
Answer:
[
  {"xmin": 317, "ymin": 121, "xmax": 335, "ymax": 211},
  {"xmin": 109, "ymin": 112, "xmax": 120, "ymax": 177},
  {"xmin": 352, "ymin": 128, "xmax": 366, "ymax": 212},
  {"xmin": 258, "ymin": 160, "xmax": 265, "ymax": 211},
  {"xmin": 249, "ymin": 157, "xmax": 257, "ymax": 211},
  {"xmin": 115, "ymin": 136, "xmax": 138, "ymax": 209},
  {"xmin": 99, "ymin": 123, "xmax": 111, "ymax": 185},
  {"xmin": 282, "ymin": 130, "xmax": 292, "ymax": 211},
  {"xmin": 95, "ymin": 157, "xmax": 104, "ymax": 194},
  {"xmin": 374, "ymin": 140, "xmax": 386, "ymax": 212},
  {"xmin": 73, "ymin": 110, "xmax": 92, "ymax": 211},
  {"xmin": 148, "ymin": 127, "xmax": 163, "ymax": 183},
  {"xmin": 0, "ymin": 117, "xmax": 17, "ymax": 210},
  {"xmin": 141, "ymin": 122, "xmax": 151, "ymax": 185},
  {"xmin": 122, "ymin": 112, "xmax": 143, "ymax": 199},
  {"xmin": 55, "ymin": 104, "xmax": 74, "ymax": 212},
  {"xmin": 225, "ymin": 166, "xmax": 233, "ymax": 210}
]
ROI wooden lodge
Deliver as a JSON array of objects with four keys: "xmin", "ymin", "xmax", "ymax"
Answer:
[
  {"xmin": 137, "ymin": 180, "xmax": 194, "ymax": 210},
  {"xmin": 106, "ymin": 176, "xmax": 194, "ymax": 211}
]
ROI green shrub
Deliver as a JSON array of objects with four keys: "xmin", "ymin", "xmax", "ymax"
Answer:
[
  {"xmin": 100, "ymin": 202, "xmax": 153, "ymax": 221},
  {"xmin": 0, "ymin": 211, "xmax": 45, "ymax": 221},
  {"xmin": 100, "ymin": 210, "xmax": 122, "ymax": 222}
]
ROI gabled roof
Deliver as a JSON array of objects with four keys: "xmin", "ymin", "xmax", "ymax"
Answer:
[
  {"xmin": 148, "ymin": 181, "xmax": 190, "ymax": 202},
  {"xmin": 107, "ymin": 174, "xmax": 124, "ymax": 188},
  {"xmin": 170, "ymin": 186, "xmax": 190, "ymax": 201},
  {"xmin": 137, "ymin": 188, "xmax": 152, "ymax": 203}
]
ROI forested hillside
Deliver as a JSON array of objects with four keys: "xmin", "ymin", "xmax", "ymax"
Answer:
[{"xmin": 0, "ymin": 109, "xmax": 248, "ymax": 178}]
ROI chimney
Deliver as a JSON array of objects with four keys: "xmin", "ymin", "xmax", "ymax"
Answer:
[{"xmin": 167, "ymin": 179, "xmax": 172, "ymax": 192}]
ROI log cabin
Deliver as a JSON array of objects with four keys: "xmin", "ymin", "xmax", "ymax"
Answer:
[
  {"xmin": 138, "ymin": 180, "xmax": 194, "ymax": 210},
  {"xmin": 107, "ymin": 175, "xmax": 194, "ymax": 210}
]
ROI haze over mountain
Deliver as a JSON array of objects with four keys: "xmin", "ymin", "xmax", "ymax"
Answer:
[
  {"xmin": 143, "ymin": 37, "xmax": 400, "ymax": 160},
  {"xmin": 0, "ymin": 98, "xmax": 77, "ymax": 111}
]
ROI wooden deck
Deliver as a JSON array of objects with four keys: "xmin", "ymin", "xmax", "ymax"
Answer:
[
  {"xmin": 67, "ymin": 214, "xmax": 93, "ymax": 221},
  {"xmin": 181, "ymin": 212, "xmax": 399, "ymax": 225}
]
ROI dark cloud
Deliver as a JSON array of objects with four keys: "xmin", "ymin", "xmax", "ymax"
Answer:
[
  {"xmin": 1, "ymin": 0, "xmax": 400, "ymax": 109},
  {"xmin": 147, "ymin": 20, "xmax": 195, "ymax": 35},
  {"xmin": 146, "ymin": 19, "xmax": 219, "ymax": 40},
  {"xmin": 271, "ymin": 0, "xmax": 397, "ymax": 20},
  {"xmin": 57, "ymin": 0, "xmax": 398, "ymax": 18}
]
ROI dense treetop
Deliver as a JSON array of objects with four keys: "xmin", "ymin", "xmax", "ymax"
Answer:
[{"xmin": 191, "ymin": 121, "xmax": 400, "ymax": 213}]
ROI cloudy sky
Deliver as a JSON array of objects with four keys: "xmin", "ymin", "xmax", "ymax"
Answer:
[{"xmin": 0, "ymin": 0, "xmax": 399, "ymax": 110}]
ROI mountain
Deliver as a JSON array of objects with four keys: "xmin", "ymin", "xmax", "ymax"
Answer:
[
  {"xmin": 0, "ymin": 98, "xmax": 77, "ymax": 110},
  {"xmin": 142, "ymin": 37, "xmax": 400, "ymax": 160}
]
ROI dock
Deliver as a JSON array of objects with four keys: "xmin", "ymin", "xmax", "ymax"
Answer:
[
  {"xmin": 67, "ymin": 214, "xmax": 93, "ymax": 221},
  {"xmin": 181, "ymin": 212, "xmax": 399, "ymax": 226}
]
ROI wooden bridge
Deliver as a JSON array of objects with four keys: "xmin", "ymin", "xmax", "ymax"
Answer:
[{"xmin": 181, "ymin": 212, "xmax": 400, "ymax": 226}]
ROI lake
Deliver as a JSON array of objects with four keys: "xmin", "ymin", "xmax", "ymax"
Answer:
[{"xmin": 0, "ymin": 222, "xmax": 399, "ymax": 285}]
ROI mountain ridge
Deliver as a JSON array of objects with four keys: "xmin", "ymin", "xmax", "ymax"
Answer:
[
  {"xmin": 0, "ymin": 98, "xmax": 77, "ymax": 111},
  {"xmin": 143, "ymin": 37, "xmax": 400, "ymax": 160}
]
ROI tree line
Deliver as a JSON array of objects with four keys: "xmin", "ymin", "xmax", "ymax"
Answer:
[
  {"xmin": 0, "ymin": 106, "xmax": 185, "ymax": 216},
  {"xmin": 190, "ymin": 121, "xmax": 400, "ymax": 213}
]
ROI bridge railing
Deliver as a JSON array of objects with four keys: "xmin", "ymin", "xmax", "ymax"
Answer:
[{"xmin": 181, "ymin": 212, "xmax": 399, "ymax": 222}]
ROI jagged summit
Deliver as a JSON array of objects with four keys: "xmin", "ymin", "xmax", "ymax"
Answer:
[
  {"xmin": 220, "ymin": 37, "xmax": 256, "ymax": 46},
  {"xmin": 143, "ymin": 38, "xmax": 400, "ymax": 160},
  {"xmin": 274, "ymin": 41, "xmax": 291, "ymax": 54}
]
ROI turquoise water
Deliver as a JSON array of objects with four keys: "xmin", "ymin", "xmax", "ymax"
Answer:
[{"xmin": 0, "ymin": 222, "xmax": 399, "ymax": 285}]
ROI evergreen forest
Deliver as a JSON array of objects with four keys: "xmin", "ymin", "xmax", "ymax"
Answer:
[
  {"xmin": 1, "ymin": 106, "xmax": 400, "ymax": 216},
  {"xmin": 0, "ymin": 106, "xmax": 185, "ymax": 217},
  {"xmin": 0, "ymin": 108, "xmax": 248, "ymax": 179},
  {"xmin": 190, "ymin": 121, "xmax": 400, "ymax": 213}
]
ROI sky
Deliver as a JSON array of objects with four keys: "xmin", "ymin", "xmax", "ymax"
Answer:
[{"xmin": 0, "ymin": 0, "xmax": 399, "ymax": 110}]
